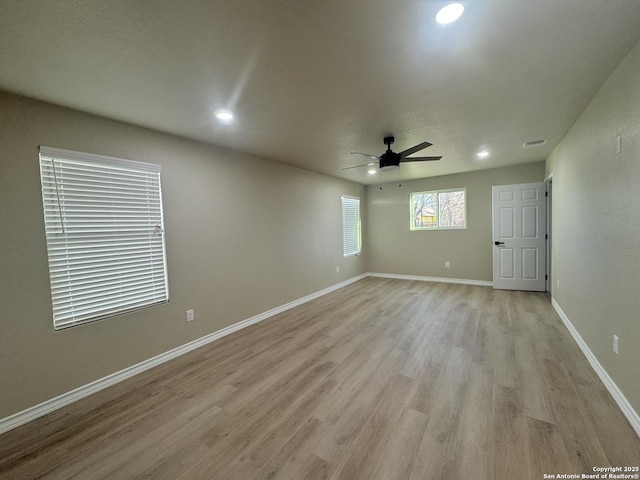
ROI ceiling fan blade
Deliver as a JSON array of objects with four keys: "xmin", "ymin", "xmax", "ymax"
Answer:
[
  {"xmin": 399, "ymin": 142, "xmax": 432, "ymax": 158},
  {"xmin": 400, "ymin": 156, "xmax": 442, "ymax": 162},
  {"xmin": 350, "ymin": 152, "xmax": 380, "ymax": 160},
  {"xmin": 341, "ymin": 162, "xmax": 377, "ymax": 170}
]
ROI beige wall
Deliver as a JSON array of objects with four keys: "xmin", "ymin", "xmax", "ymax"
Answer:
[
  {"xmin": 546, "ymin": 39, "xmax": 640, "ymax": 413},
  {"xmin": 5, "ymin": 29, "xmax": 640, "ymax": 423},
  {"xmin": 0, "ymin": 91, "xmax": 366, "ymax": 418},
  {"xmin": 366, "ymin": 163, "xmax": 545, "ymax": 281}
]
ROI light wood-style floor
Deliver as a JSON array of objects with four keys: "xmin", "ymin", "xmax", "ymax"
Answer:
[{"xmin": 1, "ymin": 278, "xmax": 639, "ymax": 479}]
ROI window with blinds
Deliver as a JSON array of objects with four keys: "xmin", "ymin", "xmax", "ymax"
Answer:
[
  {"xmin": 39, "ymin": 146, "xmax": 169, "ymax": 330},
  {"xmin": 341, "ymin": 195, "xmax": 361, "ymax": 257}
]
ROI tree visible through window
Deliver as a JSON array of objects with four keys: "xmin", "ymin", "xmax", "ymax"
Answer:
[{"xmin": 411, "ymin": 188, "xmax": 466, "ymax": 230}]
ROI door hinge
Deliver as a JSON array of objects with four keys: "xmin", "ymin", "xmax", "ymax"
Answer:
[
  {"xmin": 545, "ymin": 191, "xmax": 548, "ymax": 197},
  {"xmin": 545, "ymin": 274, "xmax": 548, "ymax": 280},
  {"xmin": 545, "ymin": 233, "xmax": 548, "ymax": 240}
]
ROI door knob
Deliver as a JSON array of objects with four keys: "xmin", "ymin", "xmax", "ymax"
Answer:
[{"xmin": 494, "ymin": 241, "xmax": 505, "ymax": 246}]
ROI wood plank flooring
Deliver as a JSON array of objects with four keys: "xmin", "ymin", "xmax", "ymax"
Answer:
[{"xmin": 1, "ymin": 278, "xmax": 639, "ymax": 479}]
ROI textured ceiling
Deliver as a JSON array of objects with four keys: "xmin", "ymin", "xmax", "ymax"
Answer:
[{"xmin": 1, "ymin": 0, "xmax": 640, "ymax": 184}]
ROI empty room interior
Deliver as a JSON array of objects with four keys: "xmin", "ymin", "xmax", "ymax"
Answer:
[{"xmin": 1, "ymin": 1, "xmax": 640, "ymax": 478}]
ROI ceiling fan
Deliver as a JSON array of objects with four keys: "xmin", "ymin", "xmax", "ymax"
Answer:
[{"xmin": 343, "ymin": 136, "xmax": 442, "ymax": 172}]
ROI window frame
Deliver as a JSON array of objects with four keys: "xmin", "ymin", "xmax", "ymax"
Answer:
[
  {"xmin": 39, "ymin": 146, "xmax": 169, "ymax": 330},
  {"xmin": 410, "ymin": 187, "xmax": 467, "ymax": 231},
  {"xmin": 341, "ymin": 195, "xmax": 361, "ymax": 257}
]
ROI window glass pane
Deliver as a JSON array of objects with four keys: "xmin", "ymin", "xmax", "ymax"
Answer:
[
  {"xmin": 438, "ymin": 190, "xmax": 466, "ymax": 227},
  {"xmin": 412, "ymin": 192, "xmax": 437, "ymax": 228}
]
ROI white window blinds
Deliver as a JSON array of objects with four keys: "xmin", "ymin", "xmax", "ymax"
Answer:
[
  {"xmin": 39, "ymin": 147, "xmax": 169, "ymax": 330},
  {"xmin": 341, "ymin": 195, "xmax": 361, "ymax": 257}
]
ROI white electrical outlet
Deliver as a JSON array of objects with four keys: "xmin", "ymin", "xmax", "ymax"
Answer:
[
  {"xmin": 616, "ymin": 133, "xmax": 622, "ymax": 155},
  {"xmin": 557, "ymin": 279, "xmax": 560, "ymax": 290},
  {"xmin": 445, "ymin": 261, "xmax": 450, "ymax": 268},
  {"xmin": 336, "ymin": 266, "xmax": 340, "ymax": 273},
  {"xmin": 186, "ymin": 309, "xmax": 195, "ymax": 322},
  {"xmin": 613, "ymin": 334, "xmax": 619, "ymax": 354}
]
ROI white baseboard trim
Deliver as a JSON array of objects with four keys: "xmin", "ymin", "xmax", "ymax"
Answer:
[
  {"xmin": 367, "ymin": 271, "xmax": 493, "ymax": 287},
  {"xmin": 15, "ymin": 273, "xmax": 636, "ymax": 441},
  {"xmin": 552, "ymin": 298, "xmax": 640, "ymax": 438},
  {"xmin": 0, "ymin": 273, "xmax": 368, "ymax": 435}
]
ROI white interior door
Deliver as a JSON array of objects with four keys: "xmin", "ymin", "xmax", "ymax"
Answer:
[{"xmin": 492, "ymin": 182, "xmax": 546, "ymax": 291}]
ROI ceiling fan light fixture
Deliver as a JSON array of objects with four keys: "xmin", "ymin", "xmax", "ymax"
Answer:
[
  {"xmin": 436, "ymin": 3, "xmax": 465, "ymax": 24},
  {"xmin": 380, "ymin": 164, "xmax": 400, "ymax": 172}
]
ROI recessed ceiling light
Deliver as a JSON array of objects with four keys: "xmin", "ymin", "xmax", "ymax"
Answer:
[
  {"xmin": 367, "ymin": 168, "xmax": 377, "ymax": 175},
  {"xmin": 477, "ymin": 150, "xmax": 490, "ymax": 159},
  {"xmin": 436, "ymin": 3, "xmax": 465, "ymax": 24},
  {"xmin": 214, "ymin": 109, "xmax": 234, "ymax": 124}
]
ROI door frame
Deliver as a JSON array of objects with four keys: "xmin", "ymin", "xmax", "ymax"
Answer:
[{"xmin": 545, "ymin": 173, "xmax": 553, "ymax": 295}]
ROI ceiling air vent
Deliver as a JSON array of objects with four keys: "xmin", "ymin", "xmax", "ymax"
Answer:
[{"xmin": 522, "ymin": 139, "xmax": 548, "ymax": 148}]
